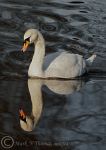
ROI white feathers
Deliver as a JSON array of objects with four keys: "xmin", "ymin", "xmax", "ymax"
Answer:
[
  {"xmin": 86, "ymin": 54, "xmax": 96, "ymax": 67},
  {"xmin": 23, "ymin": 29, "xmax": 96, "ymax": 78}
]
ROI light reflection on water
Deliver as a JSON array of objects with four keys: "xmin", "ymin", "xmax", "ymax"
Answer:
[{"xmin": 0, "ymin": 0, "xmax": 106, "ymax": 149}]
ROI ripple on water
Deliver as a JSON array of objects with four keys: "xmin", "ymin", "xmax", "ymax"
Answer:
[
  {"xmin": 79, "ymin": 10, "xmax": 88, "ymax": 13},
  {"xmin": 0, "ymin": 51, "xmax": 33, "ymax": 76},
  {"xmin": 1, "ymin": 10, "xmax": 12, "ymax": 19},
  {"xmin": 31, "ymin": 10, "xmax": 68, "ymax": 23},
  {"xmin": 0, "ymin": 2, "xmax": 32, "ymax": 10},
  {"xmin": 69, "ymin": 1, "xmax": 84, "ymax": 4},
  {"xmin": 71, "ymin": 14, "xmax": 89, "ymax": 22},
  {"xmin": 40, "ymin": 22, "xmax": 58, "ymax": 32},
  {"xmin": 0, "ymin": 19, "xmax": 18, "ymax": 30},
  {"xmin": 8, "ymin": 51, "xmax": 33, "ymax": 64}
]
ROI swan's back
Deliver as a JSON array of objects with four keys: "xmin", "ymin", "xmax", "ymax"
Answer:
[{"xmin": 44, "ymin": 52, "xmax": 86, "ymax": 78}]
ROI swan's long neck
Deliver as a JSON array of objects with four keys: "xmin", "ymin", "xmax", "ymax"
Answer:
[
  {"xmin": 28, "ymin": 79, "xmax": 43, "ymax": 126},
  {"xmin": 28, "ymin": 31, "xmax": 45, "ymax": 77}
]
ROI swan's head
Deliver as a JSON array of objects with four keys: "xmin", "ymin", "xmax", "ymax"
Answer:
[
  {"xmin": 21, "ymin": 29, "xmax": 38, "ymax": 52},
  {"xmin": 19, "ymin": 109, "xmax": 34, "ymax": 132}
]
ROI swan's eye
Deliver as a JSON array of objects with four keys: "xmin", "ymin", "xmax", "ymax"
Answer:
[
  {"xmin": 24, "ymin": 37, "xmax": 30, "ymax": 44},
  {"xmin": 21, "ymin": 37, "xmax": 30, "ymax": 52}
]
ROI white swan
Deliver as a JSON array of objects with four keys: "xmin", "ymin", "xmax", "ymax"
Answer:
[
  {"xmin": 21, "ymin": 29, "xmax": 96, "ymax": 78},
  {"xmin": 19, "ymin": 78, "xmax": 86, "ymax": 131}
]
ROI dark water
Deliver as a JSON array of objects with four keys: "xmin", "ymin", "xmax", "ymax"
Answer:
[{"xmin": 0, "ymin": 0, "xmax": 106, "ymax": 149}]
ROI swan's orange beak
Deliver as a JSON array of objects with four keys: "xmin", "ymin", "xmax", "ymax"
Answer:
[
  {"xmin": 21, "ymin": 40, "xmax": 30, "ymax": 52},
  {"xmin": 19, "ymin": 109, "xmax": 26, "ymax": 121}
]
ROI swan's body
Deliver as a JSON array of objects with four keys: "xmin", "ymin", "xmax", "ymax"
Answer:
[
  {"xmin": 44, "ymin": 52, "xmax": 86, "ymax": 78},
  {"xmin": 22, "ymin": 29, "xmax": 96, "ymax": 78},
  {"xmin": 19, "ymin": 78, "xmax": 86, "ymax": 131}
]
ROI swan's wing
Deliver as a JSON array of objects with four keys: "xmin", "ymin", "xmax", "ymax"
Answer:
[
  {"xmin": 44, "ymin": 52, "xmax": 86, "ymax": 78},
  {"xmin": 43, "ymin": 51, "xmax": 65, "ymax": 70}
]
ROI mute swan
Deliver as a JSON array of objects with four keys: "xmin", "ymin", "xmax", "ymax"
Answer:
[
  {"xmin": 19, "ymin": 78, "xmax": 86, "ymax": 131},
  {"xmin": 21, "ymin": 29, "xmax": 96, "ymax": 78}
]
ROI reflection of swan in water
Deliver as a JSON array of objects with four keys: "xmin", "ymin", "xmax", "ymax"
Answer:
[
  {"xmin": 19, "ymin": 79, "xmax": 43, "ymax": 131},
  {"xmin": 44, "ymin": 79, "xmax": 85, "ymax": 95},
  {"xmin": 19, "ymin": 79, "xmax": 86, "ymax": 131}
]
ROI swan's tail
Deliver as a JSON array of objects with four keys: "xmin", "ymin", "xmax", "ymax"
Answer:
[{"xmin": 86, "ymin": 54, "xmax": 96, "ymax": 67}]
